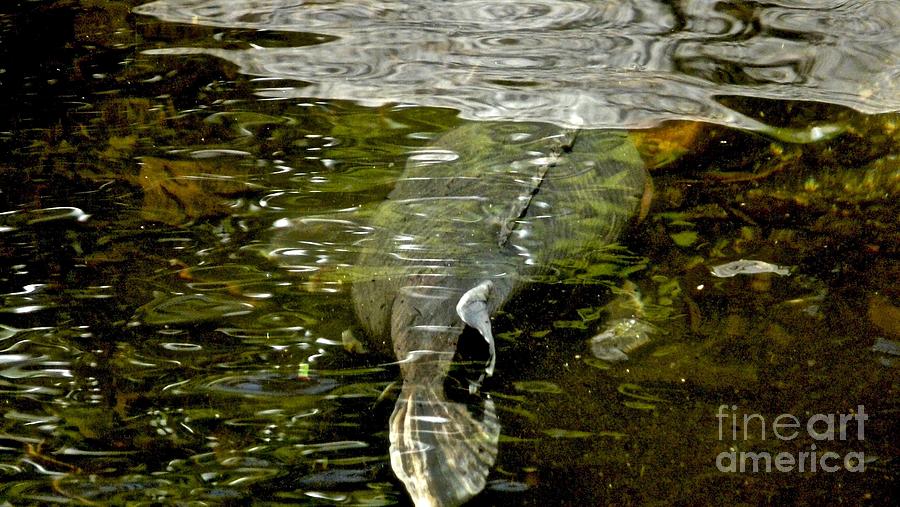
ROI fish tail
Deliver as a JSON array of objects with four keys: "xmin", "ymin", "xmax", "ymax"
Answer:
[{"xmin": 389, "ymin": 382, "xmax": 500, "ymax": 507}]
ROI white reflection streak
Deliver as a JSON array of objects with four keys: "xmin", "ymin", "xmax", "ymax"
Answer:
[
  {"xmin": 1, "ymin": 325, "xmax": 53, "ymax": 340},
  {"xmin": 58, "ymin": 447, "xmax": 139, "ymax": 456},
  {"xmin": 162, "ymin": 378, "xmax": 192, "ymax": 391},
  {"xmin": 394, "ymin": 444, "xmax": 433, "ymax": 456},
  {"xmin": 21, "ymin": 459, "xmax": 67, "ymax": 476},
  {"xmin": 398, "ymin": 286, "xmax": 460, "ymax": 299},
  {"xmin": 383, "ymin": 350, "xmax": 455, "ymax": 367},
  {"xmin": 407, "ymin": 149, "xmax": 459, "ymax": 164},
  {"xmin": 26, "ymin": 207, "xmax": 90, "ymax": 224},
  {"xmin": 0, "ymin": 354, "xmax": 31, "ymax": 363},
  {"xmin": 393, "ymin": 196, "xmax": 487, "ymax": 204},
  {"xmin": 409, "ymin": 325, "xmax": 456, "ymax": 332},
  {"xmin": 8, "ymin": 305, "xmax": 46, "ymax": 314},
  {"xmin": 265, "ymin": 196, "xmax": 288, "ymax": 211},
  {"xmin": 411, "ymin": 415, "xmax": 450, "ymax": 424},
  {"xmin": 5, "ymin": 284, "xmax": 45, "ymax": 296},
  {"xmin": 388, "ymin": 252, "xmax": 458, "ymax": 263},
  {"xmin": 401, "ymin": 176, "xmax": 478, "ymax": 182}
]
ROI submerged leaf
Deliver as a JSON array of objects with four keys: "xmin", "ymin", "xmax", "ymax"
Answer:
[
  {"xmin": 513, "ymin": 381, "xmax": 564, "ymax": 394},
  {"xmin": 670, "ymin": 230, "xmax": 699, "ymax": 247},
  {"xmin": 617, "ymin": 383, "xmax": 666, "ymax": 403},
  {"xmin": 543, "ymin": 428, "xmax": 594, "ymax": 439},
  {"xmin": 623, "ymin": 400, "xmax": 656, "ymax": 410}
]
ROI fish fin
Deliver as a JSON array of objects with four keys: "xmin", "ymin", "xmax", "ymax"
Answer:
[
  {"xmin": 455, "ymin": 281, "xmax": 496, "ymax": 376},
  {"xmin": 390, "ymin": 383, "xmax": 500, "ymax": 507},
  {"xmin": 496, "ymin": 129, "xmax": 578, "ymax": 246}
]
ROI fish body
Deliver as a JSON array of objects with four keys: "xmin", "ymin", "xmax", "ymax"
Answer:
[{"xmin": 352, "ymin": 122, "xmax": 646, "ymax": 506}]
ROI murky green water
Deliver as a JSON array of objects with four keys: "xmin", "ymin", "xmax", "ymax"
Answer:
[{"xmin": 1, "ymin": 1, "xmax": 898, "ymax": 505}]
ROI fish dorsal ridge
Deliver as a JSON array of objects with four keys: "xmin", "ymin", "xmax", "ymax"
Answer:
[{"xmin": 496, "ymin": 129, "xmax": 579, "ymax": 247}]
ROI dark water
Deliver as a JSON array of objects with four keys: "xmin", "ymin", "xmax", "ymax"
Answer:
[{"xmin": 0, "ymin": 0, "xmax": 898, "ymax": 505}]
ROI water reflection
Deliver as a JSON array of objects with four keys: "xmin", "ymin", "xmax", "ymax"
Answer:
[{"xmin": 135, "ymin": 0, "xmax": 898, "ymax": 129}]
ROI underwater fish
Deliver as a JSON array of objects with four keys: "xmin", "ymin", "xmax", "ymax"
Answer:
[{"xmin": 352, "ymin": 122, "xmax": 647, "ymax": 506}]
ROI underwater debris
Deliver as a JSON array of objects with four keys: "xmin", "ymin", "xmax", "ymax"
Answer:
[
  {"xmin": 871, "ymin": 337, "xmax": 900, "ymax": 368},
  {"xmin": 710, "ymin": 259, "xmax": 791, "ymax": 278},
  {"xmin": 871, "ymin": 337, "xmax": 900, "ymax": 356},
  {"xmin": 589, "ymin": 318, "xmax": 655, "ymax": 362}
]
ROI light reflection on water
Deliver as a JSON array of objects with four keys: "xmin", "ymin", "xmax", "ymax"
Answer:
[
  {"xmin": 0, "ymin": 0, "xmax": 896, "ymax": 505},
  {"xmin": 135, "ymin": 0, "xmax": 899, "ymax": 129}
]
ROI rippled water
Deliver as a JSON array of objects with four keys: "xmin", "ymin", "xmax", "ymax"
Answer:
[
  {"xmin": 134, "ymin": 0, "xmax": 899, "ymax": 129},
  {"xmin": 0, "ymin": 0, "xmax": 898, "ymax": 505}
]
